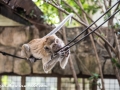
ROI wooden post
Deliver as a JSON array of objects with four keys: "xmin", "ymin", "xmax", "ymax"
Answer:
[
  {"xmin": 0, "ymin": 75, "xmax": 1, "ymax": 90},
  {"xmin": 21, "ymin": 76, "xmax": 25, "ymax": 90},
  {"xmin": 57, "ymin": 77, "xmax": 61, "ymax": 90},
  {"xmin": 83, "ymin": 78, "xmax": 85, "ymax": 90}
]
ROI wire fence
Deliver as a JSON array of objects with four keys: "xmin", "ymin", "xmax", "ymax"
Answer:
[{"xmin": 0, "ymin": 75, "xmax": 120, "ymax": 90}]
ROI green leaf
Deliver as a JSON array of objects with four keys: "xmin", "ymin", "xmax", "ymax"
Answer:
[
  {"xmin": 89, "ymin": 73, "xmax": 99, "ymax": 80},
  {"xmin": 93, "ymin": 73, "xmax": 99, "ymax": 77},
  {"xmin": 89, "ymin": 76, "xmax": 94, "ymax": 80},
  {"xmin": 111, "ymin": 58, "xmax": 120, "ymax": 68},
  {"xmin": 116, "ymin": 63, "xmax": 120, "ymax": 68},
  {"xmin": 111, "ymin": 58, "xmax": 117, "ymax": 64}
]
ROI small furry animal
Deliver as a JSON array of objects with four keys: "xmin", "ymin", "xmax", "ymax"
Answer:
[{"xmin": 21, "ymin": 34, "xmax": 70, "ymax": 73}]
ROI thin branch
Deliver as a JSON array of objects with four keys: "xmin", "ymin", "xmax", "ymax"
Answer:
[
  {"xmin": 62, "ymin": 0, "xmax": 85, "ymax": 22},
  {"xmin": 98, "ymin": 0, "xmax": 105, "ymax": 13},
  {"xmin": 114, "ymin": 3, "xmax": 120, "ymax": 12},
  {"xmin": 115, "ymin": 34, "xmax": 120, "ymax": 63},
  {"xmin": 74, "ymin": 0, "xmax": 96, "ymax": 26},
  {"xmin": 74, "ymin": 0, "xmax": 103, "ymax": 34},
  {"xmin": 51, "ymin": 0, "xmax": 59, "ymax": 6},
  {"xmin": 0, "ymin": 51, "xmax": 41, "ymax": 61},
  {"xmin": 0, "ymin": 51, "xmax": 26, "ymax": 60},
  {"xmin": 103, "ymin": 0, "xmax": 108, "ymax": 10},
  {"xmin": 109, "ymin": 0, "xmax": 112, "ymax": 7},
  {"xmin": 76, "ymin": 55, "xmax": 92, "ymax": 76}
]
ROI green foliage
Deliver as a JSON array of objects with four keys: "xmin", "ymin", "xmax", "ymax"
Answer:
[
  {"xmin": 83, "ymin": 3, "xmax": 100, "ymax": 14},
  {"xmin": 111, "ymin": 58, "xmax": 120, "ymax": 68},
  {"xmin": 89, "ymin": 73, "xmax": 101, "ymax": 88},
  {"xmin": 104, "ymin": 12, "xmax": 111, "ymax": 21},
  {"xmin": 89, "ymin": 73, "xmax": 99, "ymax": 80},
  {"xmin": 113, "ymin": 22, "xmax": 120, "ymax": 29},
  {"xmin": 33, "ymin": 0, "xmax": 100, "ymax": 26},
  {"xmin": 33, "ymin": 0, "xmax": 59, "ymax": 24}
]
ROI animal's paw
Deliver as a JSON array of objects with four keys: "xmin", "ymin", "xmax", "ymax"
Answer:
[
  {"xmin": 58, "ymin": 46, "xmax": 70, "ymax": 57},
  {"xmin": 28, "ymin": 56, "xmax": 36, "ymax": 63}
]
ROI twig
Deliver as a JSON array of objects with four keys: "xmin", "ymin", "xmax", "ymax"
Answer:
[
  {"xmin": 62, "ymin": 0, "xmax": 85, "ymax": 22},
  {"xmin": 114, "ymin": 34, "xmax": 120, "ymax": 63},
  {"xmin": 0, "ymin": 51, "xmax": 41, "ymax": 61},
  {"xmin": 103, "ymin": 0, "xmax": 108, "ymax": 10},
  {"xmin": 75, "ymin": 0, "xmax": 103, "ymax": 34},
  {"xmin": 51, "ymin": 0, "xmax": 59, "ymax": 6},
  {"xmin": 114, "ymin": 3, "xmax": 120, "ymax": 12},
  {"xmin": 98, "ymin": 0, "xmax": 105, "ymax": 13},
  {"xmin": 74, "ymin": 0, "xmax": 96, "ymax": 26},
  {"xmin": 0, "ymin": 51, "xmax": 27, "ymax": 60},
  {"xmin": 76, "ymin": 55, "xmax": 92, "ymax": 76},
  {"xmin": 109, "ymin": 0, "xmax": 112, "ymax": 7}
]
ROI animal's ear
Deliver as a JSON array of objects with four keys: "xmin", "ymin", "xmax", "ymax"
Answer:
[
  {"xmin": 23, "ymin": 44, "xmax": 30, "ymax": 51},
  {"xmin": 21, "ymin": 44, "xmax": 30, "ymax": 58}
]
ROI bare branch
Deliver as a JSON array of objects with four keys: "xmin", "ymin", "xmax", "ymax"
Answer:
[
  {"xmin": 115, "ymin": 34, "xmax": 120, "ymax": 63},
  {"xmin": 51, "ymin": 0, "xmax": 59, "ymax": 6},
  {"xmin": 62, "ymin": 0, "xmax": 85, "ymax": 22},
  {"xmin": 74, "ymin": 0, "xmax": 96, "ymax": 25},
  {"xmin": 76, "ymin": 55, "xmax": 92, "ymax": 75},
  {"xmin": 109, "ymin": 0, "xmax": 112, "ymax": 7},
  {"xmin": 74, "ymin": 0, "xmax": 104, "ymax": 35},
  {"xmin": 103, "ymin": 0, "xmax": 108, "ymax": 10},
  {"xmin": 114, "ymin": 3, "xmax": 120, "ymax": 12}
]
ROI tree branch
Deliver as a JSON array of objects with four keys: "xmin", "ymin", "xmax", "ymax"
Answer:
[
  {"xmin": 115, "ymin": 34, "xmax": 120, "ymax": 63},
  {"xmin": 114, "ymin": 3, "xmax": 120, "ymax": 12},
  {"xmin": 74, "ymin": 0, "xmax": 96, "ymax": 26},
  {"xmin": 57, "ymin": 1, "xmax": 80, "ymax": 90},
  {"xmin": 74, "ymin": 0, "xmax": 104, "ymax": 35},
  {"xmin": 62, "ymin": 0, "xmax": 85, "ymax": 22},
  {"xmin": 77, "ymin": 0, "xmax": 105, "ymax": 89},
  {"xmin": 103, "ymin": 0, "xmax": 108, "ymax": 10},
  {"xmin": 109, "ymin": 0, "xmax": 112, "ymax": 7},
  {"xmin": 51, "ymin": 0, "xmax": 57, "ymax": 5}
]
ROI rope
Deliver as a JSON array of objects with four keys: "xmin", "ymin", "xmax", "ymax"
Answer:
[
  {"xmin": 57, "ymin": 0, "xmax": 120, "ymax": 52},
  {"xmin": 0, "ymin": 51, "xmax": 41, "ymax": 61},
  {"xmin": 68, "ymin": 9, "xmax": 120, "ymax": 48}
]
